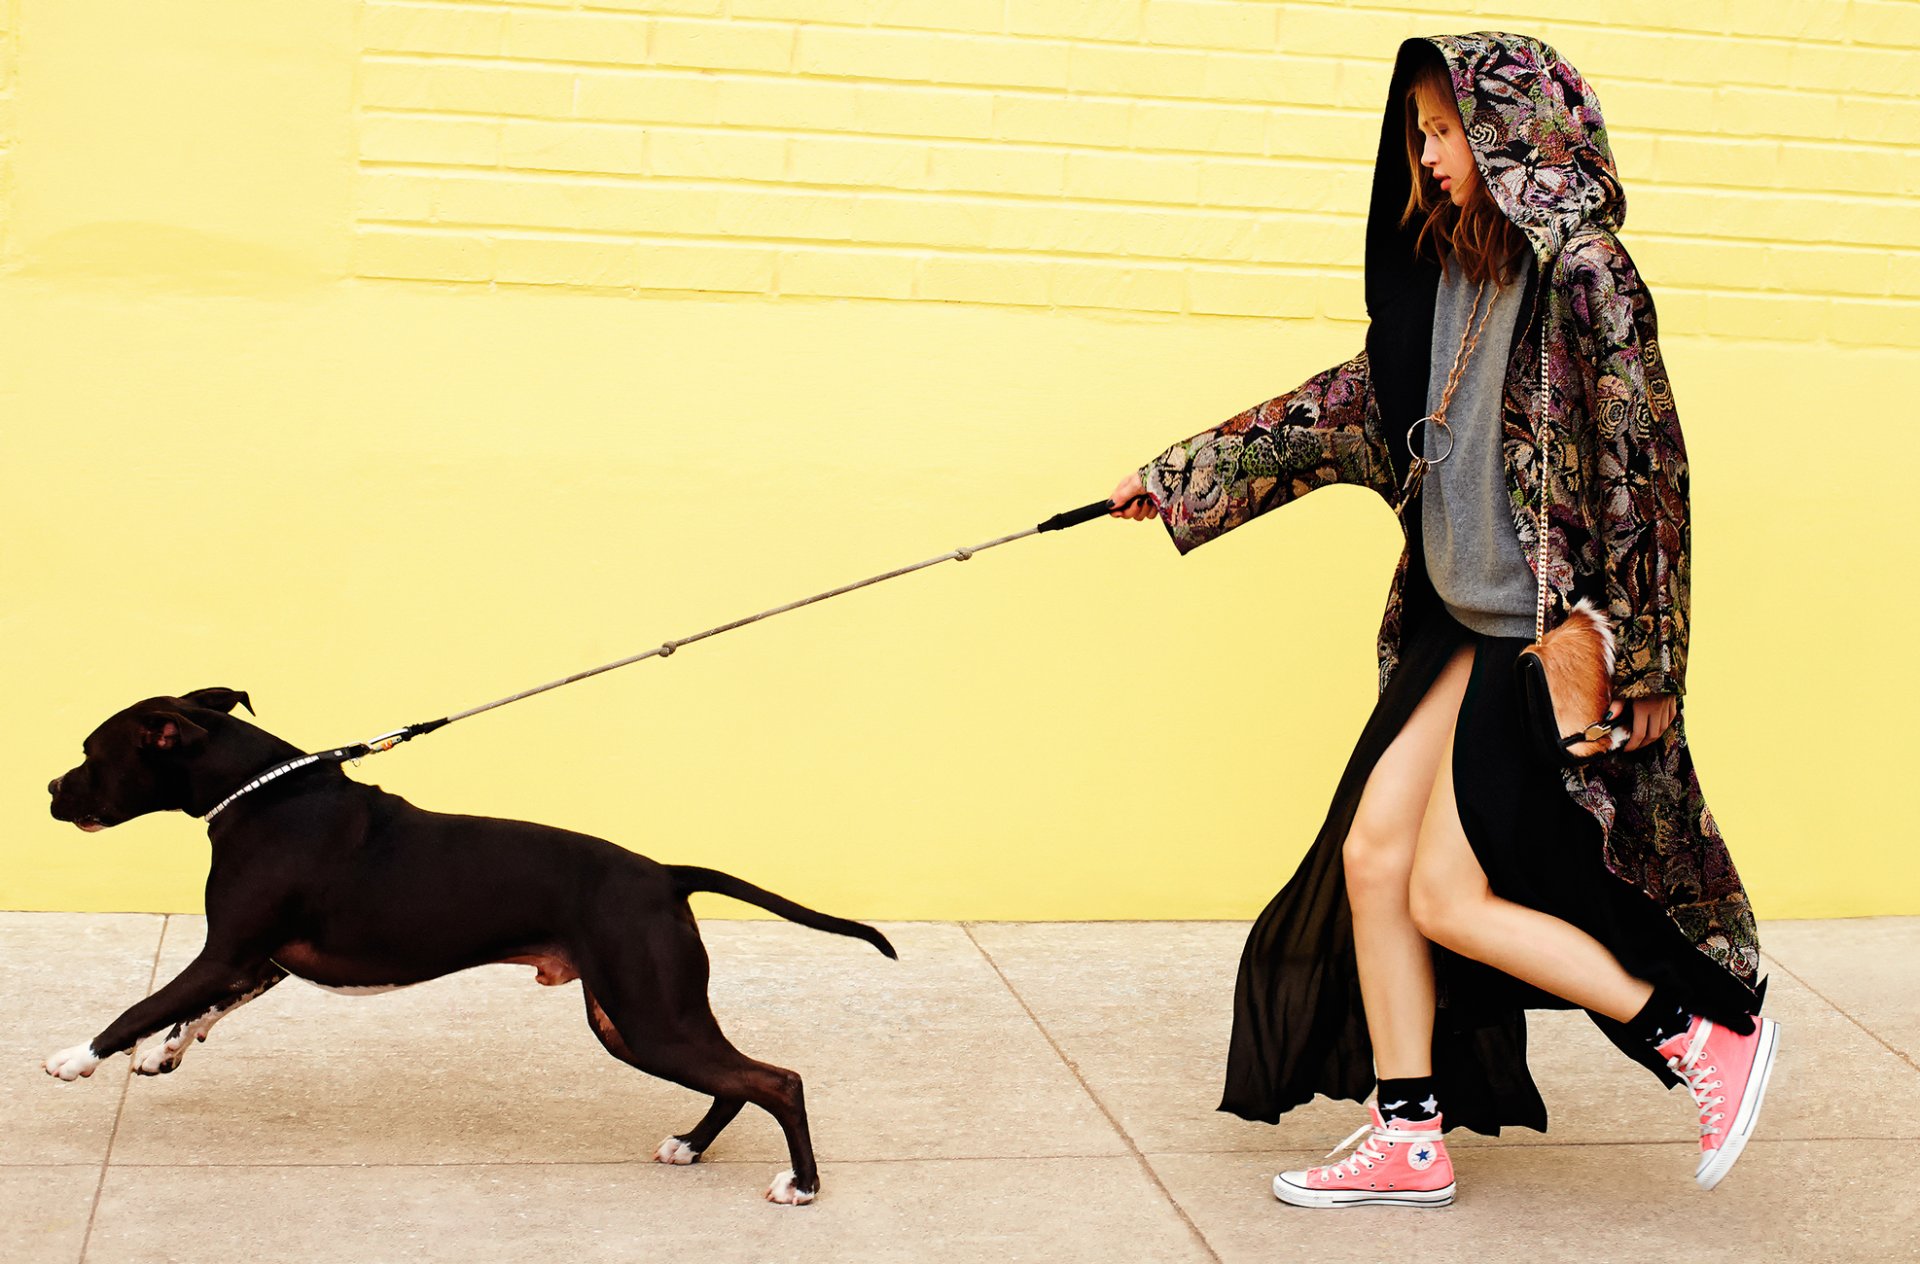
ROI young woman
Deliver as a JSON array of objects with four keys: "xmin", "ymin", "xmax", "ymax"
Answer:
[{"xmin": 1109, "ymin": 33, "xmax": 1777, "ymax": 1207}]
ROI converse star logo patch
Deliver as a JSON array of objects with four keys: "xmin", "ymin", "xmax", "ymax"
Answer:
[{"xmin": 1407, "ymin": 1143, "xmax": 1437, "ymax": 1171}]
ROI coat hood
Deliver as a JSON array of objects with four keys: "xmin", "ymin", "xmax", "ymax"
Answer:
[{"xmin": 1365, "ymin": 32, "xmax": 1625, "ymax": 315}]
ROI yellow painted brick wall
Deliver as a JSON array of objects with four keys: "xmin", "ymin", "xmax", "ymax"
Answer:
[
  {"xmin": 0, "ymin": 0, "xmax": 14, "ymax": 260},
  {"xmin": 353, "ymin": 0, "xmax": 1920, "ymax": 345},
  {"xmin": 5, "ymin": 1, "xmax": 1919, "ymax": 919}
]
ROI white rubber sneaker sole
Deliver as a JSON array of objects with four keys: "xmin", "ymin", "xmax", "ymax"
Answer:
[
  {"xmin": 1696, "ymin": 1016, "xmax": 1780, "ymax": 1192},
  {"xmin": 1272, "ymin": 1172, "xmax": 1455, "ymax": 1208}
]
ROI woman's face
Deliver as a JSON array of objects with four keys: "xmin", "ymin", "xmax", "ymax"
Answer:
[{"xmin": 1416, "ymin": 90, "xmax": 1476, "ymax": 206}]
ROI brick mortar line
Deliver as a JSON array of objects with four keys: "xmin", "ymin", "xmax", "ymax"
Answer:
[
  {"xmin": 960, "ymin": 922, "xmax": 1224, "ymax": 1264},
  {"xmin": 358, "ymin": 159, "xmax": 1380, "ymax": 218},
  {"xmin": 353, "ymin": 102, "xmax": 1920, "ymax": 182},
  {"xmin": 353, "ymin": 163, "xmax": 1920, "ymax": 232},
  {"xmin": 348, "ymin": 219, "xmax": 1920, "ymax": 301},
  {"xmin": 360, "ymin": 51, "xmax": 1920, "ymax": 130},
  {"xmin": 1314, "ymin": 0, "xmax": 1920, "ymax": 57},
  {"xmin": 351, "ymin": 215, "xmax": 1371, "ymax": 274},
  {"xmin": 373, "ymin": 0, "xmax": 1920, "ymax": 61},
  {"xmin": 350, "ymin": 274, "xmax": 1359, "ymax": 321},
  {"xmin": 365, "ymin": 52, "xmax": 1352, "ymax": 117},
  {"xmin": 1762, "ymin": 955, "xmax": 1920, "ymax": 1076},
  {"xmin": 351, "ymin": 91, "xmax": 1920, "ymax": 160},
  {"xmin": 352, "ymin": 159, "xmax": 1920, "ymax": 232},
  {"xmin": 362, "ymin": 134, "xmax": 1379, "ymax": 180},
  {"xmin": 77, "ymin": 913, "xmax": 169, "ymax": 1264},
  {"xmin": 363, "ymin": 103, "xmax": 1379, "ymax": 168},
  {"xmin": 338, "ymin": 276, "xmax": 1920, "ymax": 349},
  {"xmin": 364, "ymin": 55, "xmax": 1371, "ymax": 127}
]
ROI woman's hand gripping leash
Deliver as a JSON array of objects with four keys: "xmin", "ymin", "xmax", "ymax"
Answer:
[{"xmin": 1108, "ymin": 471, "xmax": 1156, "ymax": 521}]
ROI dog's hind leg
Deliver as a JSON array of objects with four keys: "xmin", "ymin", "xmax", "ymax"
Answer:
[
  {"xmin": 580, "ymin": 981, "xmax": 818, "ymax": 1198},
  {"xmin": 578, "ymin": 927, "xmax": 822, "ymax": 1204},
  {"xmin": 577, "ymin": 984, "xmax": 746, "ymax": 1166},
  {"xmin": 649, "ymin": 1041, "xmax": 817, "ymax": 1204}
]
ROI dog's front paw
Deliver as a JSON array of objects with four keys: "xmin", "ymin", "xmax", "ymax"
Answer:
[
  {"xmin": 765, "ymin": 1170, "xmax": 816, "ymax": 1206},
  {"xmin": 654, "ymin": 1137, "xmax": 698, "ymax": 1166},
  {"xmin": 132, "ymin": 1031, "xmax": 190, "ymax": 1076},
  {"xmin": 44, "ymin": 1043, "xmax": 101, "ymax": 1081}
]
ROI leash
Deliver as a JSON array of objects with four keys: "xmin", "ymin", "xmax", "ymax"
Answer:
[{"xmin": 203, "ymin": 493, "xmax": 1151, "ymax": 821}]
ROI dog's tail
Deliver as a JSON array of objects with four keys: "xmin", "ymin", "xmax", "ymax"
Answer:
[{"xmin": 667, "ymin": 866, "xmax": 898, "ymax": 960}]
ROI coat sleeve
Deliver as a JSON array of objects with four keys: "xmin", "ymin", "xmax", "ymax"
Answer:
[
  {"xmin": 1134, "ymin": 347, "xmax": 1397, "ymax": 556},
  {"xmin": 1563, "ymin": 234, "xmax": 1690, "ymax": 699}
]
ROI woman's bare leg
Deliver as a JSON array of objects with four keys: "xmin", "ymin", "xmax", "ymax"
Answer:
[
  {"xmin": 1407, "ymin": 705, "xmax": 1654, "ymax": 1022},
  {"xmin": 1343, "ymin": 642, "xmax": 1477, "ymax": 1077}
]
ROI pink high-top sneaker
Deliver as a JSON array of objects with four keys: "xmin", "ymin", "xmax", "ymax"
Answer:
[
  {"xmin": 1271, "ymin": 1105, "xmax": 1455, "ymax": 1208},
  {"xmin": 1655, "ymin": 1014, "xmax": 1781, "ymax": 1190}
]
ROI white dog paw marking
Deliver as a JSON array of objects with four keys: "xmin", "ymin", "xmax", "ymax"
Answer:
[
  {"xmin": 132, "ymin": 1030, "xmax": 190, "ymax": 1076},
  {"xmin": 765, "ymin": 1170, "xmax": 816, "ymax": 1206},
  {"xmin": 654, "ymin": 1137, "xmax": 698, "ymax": 1166},
  {"xmin": 132, "ymin": 1009, "xmax": 224, "ymax": 1076},
  {"xmin": 44, "ymin": 1043, "xmax": 101, "ymax": 1081}
]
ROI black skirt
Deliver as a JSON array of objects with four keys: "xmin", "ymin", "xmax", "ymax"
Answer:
[{"xmin": 1218, "ymin": 548, "xmax": 1760, "ymax": 1136}]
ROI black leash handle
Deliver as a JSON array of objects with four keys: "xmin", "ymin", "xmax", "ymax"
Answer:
[{"xmin": 1039, "ymin": 492, "xmax": 1151, "ymax": 532}]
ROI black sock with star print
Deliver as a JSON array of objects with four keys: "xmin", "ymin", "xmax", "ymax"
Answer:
[
  {"xmin": 1375, "ymin": 1077, "xmax": 1439, "ymax": 1124},
  {"xmin": 1628, "ymin": 986, "xmax": 1696, "ymax": 1047}
]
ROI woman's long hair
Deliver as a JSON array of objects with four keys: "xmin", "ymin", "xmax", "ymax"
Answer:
[{"xmin": 1401, "ymin": 55, "xmax": 1528, "ymax": 286}]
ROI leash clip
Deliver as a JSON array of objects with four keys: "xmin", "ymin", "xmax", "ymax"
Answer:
[{"xmin": 363, "ymin": 728, "xmax": 410, "ymax": 755}]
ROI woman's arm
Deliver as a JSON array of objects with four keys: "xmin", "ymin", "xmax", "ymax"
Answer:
[
  {"xmin": 1128, "ymin": 347, "xmax": 1396, "ymax": 555},
  {"xmin": 1562, "ymin": 231, "xmax": 1690, "ymax": 701}
]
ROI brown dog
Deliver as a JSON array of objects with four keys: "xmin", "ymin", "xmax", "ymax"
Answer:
[{"xmin": 44, "ymin": 688, "xmax": 896, "ymax": 1204}]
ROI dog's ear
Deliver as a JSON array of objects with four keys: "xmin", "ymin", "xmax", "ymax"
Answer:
[
  {"xmin": 183, "ymin": 687, "xmax": 254, "ymax": 716},
  {"xmin": 139, "ymin": 712, "xmax": 209, "ymax": 752}
]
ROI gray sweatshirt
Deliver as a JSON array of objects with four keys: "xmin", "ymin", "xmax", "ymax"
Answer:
[{"xmin": 1420, "ymin": 249, "xmax": 1539, "ymax": 638}]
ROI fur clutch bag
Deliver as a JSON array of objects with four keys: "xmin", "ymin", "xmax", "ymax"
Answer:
[
  {"xmin": 1509, "ymin": 304, "xmax": 1636, "ymax": 765},
  {"xmin": 1514, "ymin": 597, "xmax": 1632, "ymax": 761}
]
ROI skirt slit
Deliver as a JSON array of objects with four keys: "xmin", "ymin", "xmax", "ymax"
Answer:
[{"xmin": 1219, "ymin": 546, "xmax": 1758, "ymax": 1136}]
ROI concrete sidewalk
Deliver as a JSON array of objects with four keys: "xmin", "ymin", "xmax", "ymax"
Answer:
[{"xmin": 4, "ymin": 914, "xmax": 1915, "ymax": 1263}]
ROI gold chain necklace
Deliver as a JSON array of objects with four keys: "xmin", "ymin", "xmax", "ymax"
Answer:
[{"xmin": 1396, "ymin": 277, "xmax": 1495, "ymax": 522}]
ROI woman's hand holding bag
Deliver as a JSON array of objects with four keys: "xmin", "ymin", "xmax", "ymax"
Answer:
[{"xmin": 1514, "ymin": 326, "xmax": 1676, "ymax": 761}]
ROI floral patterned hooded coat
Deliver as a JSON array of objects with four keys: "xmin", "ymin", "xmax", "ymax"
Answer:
[{"xmin": 1138, "ymin": 35, "xmax": 1760, "ymax": 992}]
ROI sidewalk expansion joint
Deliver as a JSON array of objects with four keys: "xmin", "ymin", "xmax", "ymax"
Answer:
[
  {"xmin": 79, "ymin": 912, "xmax": 170, "ymax": 1263},
  {"xmin": 105, "ymin": 1152, "xmax": 1148, "ymax": 1170},
  {"xmin": 1764, "ymin": 955, "xmax": 1920, "ymax": 1077},
  {"xmin": 961, "ymin": 922, "xmax": 1223, "ymax": 1264}
]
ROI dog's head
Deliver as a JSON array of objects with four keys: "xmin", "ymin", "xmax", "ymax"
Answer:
[{"xmin": 48, "ymin": 688, "xmax": 256, "ymax": 830}]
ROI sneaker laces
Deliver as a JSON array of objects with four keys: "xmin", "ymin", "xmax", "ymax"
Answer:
[
  {"xmin": 1311, "ymin": 1120, "xmax": 1429, "ymax": 1180},
  {"xmin": 1665, "ymin": 1022, "xmax": 1727, "ymax": 1137}
]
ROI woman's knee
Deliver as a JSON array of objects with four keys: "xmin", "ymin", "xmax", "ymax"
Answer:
[
  {"xmin": 1407, "ymin": 867, "xmax": 1485, "ymax": 948},
  {"xmin": 1343, "ymin": 820, "xmax": 1415, "ymax": 903}
]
